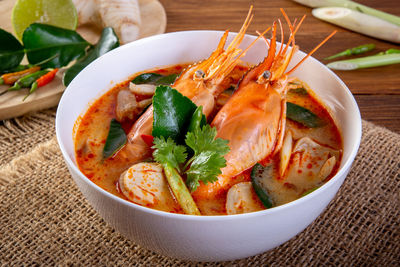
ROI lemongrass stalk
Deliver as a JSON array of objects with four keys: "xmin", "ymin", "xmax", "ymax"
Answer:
[
  {"xmin": 163, "ymin": 164, "xmax": 201, "ymax": 215},
  {"xmin": 312, "ymin": 7, "xmax": 400, "ymax": 43},
  {"xmin": 292, "ymin": 0, "xmax": 400, "ymax": 26},
  {"xmin": 327, "ymin": 54, "xmax": 400, "ymax": 70}
]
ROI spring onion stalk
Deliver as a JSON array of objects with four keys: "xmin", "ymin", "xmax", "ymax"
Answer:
[
  {"xmin": 327, "ymin": 54, "xmax": 400, "ymax": 70},
  {"xmin": 312, "ymin": 7, "xmax": 400, "ymax": 43},
  {"xmin": 292, "ymin": 0, "xmax": 400, "ymax": 26},
  {"xmin": 324, "ymin": 44, "xmax": 375, "ymax": 60}
]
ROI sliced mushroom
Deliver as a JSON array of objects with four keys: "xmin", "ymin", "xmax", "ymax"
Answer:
[
  {"xmin": 226, "ymin": 182, "xmax": 264, "ymax": 215},
  {"xmin": 119, "ymin": 162, "xmax": 173, "ymax": 207},
  {"xmin": 284, "ymin": 137, "xmax": 340, "ymax": 192},
  {"xmin": 116, "ymin": 89, "xmax": 138, "ymax": 122},
  {"xmin": 129, "ymin": 83, "xmax": 156, "ymax": 95}
]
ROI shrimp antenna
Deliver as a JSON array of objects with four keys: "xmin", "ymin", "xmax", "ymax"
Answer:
[
  {"xmin": 239, "ymin": 26, "xmax": 272, "ymax": 57},
  {"xmin": 256, "ymin": 30, "xmax": 270, "ymax": 48},
  {"xmin": 226, "ymin": 5, "xmax": 254, "ymax": 51},
  {"xmin": 281, "ymin": 11, "xmax": 306, "ymax": 55},
  {"xmin": 276, "ymin": 19, "xmax": 285, "ymax": 58},
  {"xmin": 205, "ymin": 5, "xmax": 254, "ymax": 80},
  {"xmin": 218, "ymin": 26, "xmax": 271, "ymax": 77},
  {"xmin": 286, "ymin": 30, "xmax": 337, "ymax": 75}
]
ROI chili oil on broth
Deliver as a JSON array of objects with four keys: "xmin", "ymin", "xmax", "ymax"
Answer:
[{"xmin": 74, "ymin": 64, "xmax": 342, "ymax": 216}]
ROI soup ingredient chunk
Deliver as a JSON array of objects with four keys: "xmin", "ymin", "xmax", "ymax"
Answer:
[
  {"xmin": 226, "ymin": 182, "xmax": 264, "ymax": 215},
  {"xmin": 119, "ymin": 162, "xmax": 172, "ymax": 207},
  {"xmin": 284, "ymin": 137, "xmax": 340, "ymax": 192},
  {"xmin": 129, "ymin": 83, "xmax": 156, "ymax": 95},
  {"xmin": 116, "ymin": 89, "xmax": 138, "ymax": 122},
  {"xmin": 279, "ymin": 130, "xmax": 293, "ymax": 177}
]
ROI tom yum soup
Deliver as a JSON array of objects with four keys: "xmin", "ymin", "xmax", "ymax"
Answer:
[{"xmin": 74, "ymin": 15, "xmax": 341, "ymax": 216}]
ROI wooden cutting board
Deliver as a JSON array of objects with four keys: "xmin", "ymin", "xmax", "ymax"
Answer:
[{"xmin": 0, "ymin": 0, "xmax": 166, "ymax": 120}]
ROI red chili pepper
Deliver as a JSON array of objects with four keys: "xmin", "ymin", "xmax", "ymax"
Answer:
[
  {"xmin": 141, "ymin": 134, "xmax": 154, "ymax": 147},
  {"xmin": 1, "ymin": 66, "xmax": 41, "ymax": 85},
  {"xmin": 36, "ymin": 68, "xmax": 58, "ymax": 87},
  {"xmin": 23, "ymin": 68, "xmax": 58, "ymax": 101}
]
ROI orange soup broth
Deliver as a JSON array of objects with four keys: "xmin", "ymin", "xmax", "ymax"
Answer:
[{"xmin": 75, "ymin": 64, "xmax": 342, "ymax": 215}]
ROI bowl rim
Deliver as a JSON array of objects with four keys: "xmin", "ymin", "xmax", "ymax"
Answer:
[{"xmin": 56, "ymin": 30, "xmax": 362, "ymax": 221}]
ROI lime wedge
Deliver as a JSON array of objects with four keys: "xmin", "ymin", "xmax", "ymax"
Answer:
[{"xmin": 12, "ymin": 0, "xmax": 78, "ymax": 40}]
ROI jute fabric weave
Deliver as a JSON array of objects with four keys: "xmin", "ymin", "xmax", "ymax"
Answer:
[{"xmin": 0, "ymin": 110, "xmax": 399, "ymax": 266}]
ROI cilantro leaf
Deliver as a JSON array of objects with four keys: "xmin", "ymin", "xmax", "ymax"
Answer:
[
  {"xmin": 186, "ymin": 151, "xmax": 226, "ymax": 191},
  {"xmin": 152, "ymin": 136, "xmax": 187, "ymax": 170},
  {"xmin": 185, "ymin": 124, "xmax": 230, "ymax": 156},
  {"xmin": 184, "ymin": 124, "xmax": 230, "ymax": 191}
]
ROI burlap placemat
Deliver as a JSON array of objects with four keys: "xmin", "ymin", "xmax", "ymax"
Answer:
[
  {"xmin": 0, "ymin": 109, "xmax": 56, "ymax": 169},
  {"xmin": 0, "ymin": 118, "xmax": 399, "ymax": 266}
]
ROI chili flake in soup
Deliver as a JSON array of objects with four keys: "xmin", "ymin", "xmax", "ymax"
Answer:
[{"xmin": 75, "ymin": 64, "xmax": 342, "ymax": 215}]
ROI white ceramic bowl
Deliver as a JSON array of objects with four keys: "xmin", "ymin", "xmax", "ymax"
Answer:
[{"xmin": 56, "ymin": 31, "xmax": 362, "ymax": 262}]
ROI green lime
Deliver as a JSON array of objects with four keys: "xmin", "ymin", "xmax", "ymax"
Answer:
[{"xmin": 12, "ymin": 0, "xmax": 78, "ymax": 40}]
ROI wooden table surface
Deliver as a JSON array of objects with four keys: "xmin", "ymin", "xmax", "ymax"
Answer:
[{"xmin": 159, "ymin": 0, "xmax": 400, "ymax": 133}]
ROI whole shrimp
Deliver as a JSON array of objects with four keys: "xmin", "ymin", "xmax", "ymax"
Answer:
[
  {"xmin": 119, "ymin": 7, "xmax": 261, "ymax": 164},
  {"xmin": 192, "ymin": 10, "xmax": 336, "ymax": 202}
]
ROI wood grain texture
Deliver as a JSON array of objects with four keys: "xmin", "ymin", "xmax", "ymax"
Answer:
[
  {"xmin": 355, "ymin": 95, "xmax": 400, "ymax": 132},
  {"xmin": 159, "ymin": 0, "xmax": 400, "ymax": 132}
]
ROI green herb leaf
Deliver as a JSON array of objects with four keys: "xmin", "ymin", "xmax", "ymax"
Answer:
[
  {"xmin": 103, "ymin": 119, "xmax": 127, "ymax": 159},
  {"xmin": 185, "ymin": 124, "xmax": 230, "ymax": 157},
  {"xmin": 251, "ymin": 163, "xmax": 274, "ymax": 208},
  {"xmin": 23, "ymin": 23, "xmax": 89, "ymax": 69},
  {"xmin": 185, "ymin": 124, "xmax": 230, "ymax": 191},
  {"xmin": 63, "ymin": 27, "xmax": 119, "ymax": 86},
  {"xmin": 152, "ymin": 85, "xmax": 197, "ymax": 142},
  {"xmin": 0, "ymin": 28, "xmax": 24, "ymax": 72},
  {"xmin": 187, "ymin": 106, "xmax": 207, "ymax": 134},
  {"xmin": 286, "ymin": 102, "xmax": 324, "ymax": 128},
  {"xmin": 152, "ymin": 136, "xmax": 187, "ymax": 170},
  {"xmin": 155, "ymin": 73, "xmax": 179, "ymax": 85},
  {"xmin": 131, "ymin": 72, "xmax": 178, "ymax": 86},
  {"xmin": 131, "ymin": 73, "xmax": 162, "ymax": 84},
  {"xmin": 186, "ymin": 151, "xmax": 226, "ymax": 191},
  {"xmin": 288, "ymin": 87, "xmax": 308, "ymax": 96}
]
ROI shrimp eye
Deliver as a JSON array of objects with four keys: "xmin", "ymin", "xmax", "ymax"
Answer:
[
  {"xmin": 194, "ymin": 69, "xmax": 205, "ymax": 80},
  {"xmin": 262, "ymin": 70, "xmax": 271, "ymax": 79}
]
